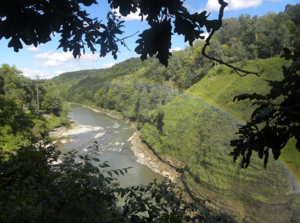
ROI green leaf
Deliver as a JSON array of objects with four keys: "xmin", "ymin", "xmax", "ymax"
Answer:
[
  {"xmin": 165, "ymin": 195, "xmax": 171, "ymax": 203},
  {"xmin": 99, "ymin": 173, "xmax": 104, "ymax": 181},
  {"xmin": 92, "ymin": 158, "xmax": 100, "ymax": 162},
  {"xmin": 174, "ymin": 197, "xmax": 180, "ymax": 206},
  {"xmin": 161, "ymin": 207, "xmax": 168, "ymax": 213},
  {"xmin": 140, "ymin": 203, "xmax": 146, "ymax": 212},
  {"xmin": 155, "ymin": 195, "xmax": 161, "ymax": 203},
  {"xmin": 9, "ymin": 195, "xmax": 16, "ymax": 200}
]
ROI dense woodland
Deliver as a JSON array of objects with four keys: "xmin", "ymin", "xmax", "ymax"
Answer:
[
  {"xmin": 1, "ymin": 3, "xmax": 300, "ymax": 222},
  {"xmin": 0, "ymin": 64, "xmax": 71, "ymax": 151}
]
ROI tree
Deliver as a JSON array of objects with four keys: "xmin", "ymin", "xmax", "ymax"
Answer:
[
  {"xmin": 36, "ymin": 75, "xmax": 40, "ymax": 115},
  {"xmin": 209, "ymin": 40, "xmax": 224, "ymax": 70},
  {"xmin": 0, "ymin": 0, "xmax": 219, "ymax": 67},
  {"xmin": 42, "ymin": 91, "xmax": 61, "ymax": 115}
]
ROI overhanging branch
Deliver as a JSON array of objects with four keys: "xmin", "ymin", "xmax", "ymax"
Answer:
[{"xmin": 202, "ymin": 0, "xmax": 264, "ymax": 77}]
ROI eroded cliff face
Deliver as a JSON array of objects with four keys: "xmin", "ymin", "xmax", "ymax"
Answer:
[{"xmin": 129, "ymin": 132, "xmax": 300, "ymax": 223}]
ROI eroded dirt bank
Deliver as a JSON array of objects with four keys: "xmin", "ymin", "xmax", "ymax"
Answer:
[{"xmin": 128, "ymin": 132, "xmax": 185, "ymax": 182}]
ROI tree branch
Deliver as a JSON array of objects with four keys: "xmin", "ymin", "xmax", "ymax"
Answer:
[{"xmin": 202, "ymin": 0, "xmax": 264, "ymax": 77}]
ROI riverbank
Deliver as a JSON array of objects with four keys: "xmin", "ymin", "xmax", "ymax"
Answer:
[
  {"xmin": 70, "ymin": 103, "xmax": 186, "ymax": 183},
  {"xmin": 127, "ymin": 132, "xmax": 184, "ymax": 182},
  {"xmin": 69, "ymin": 102, "xmax": 138, "ymax": 130}
]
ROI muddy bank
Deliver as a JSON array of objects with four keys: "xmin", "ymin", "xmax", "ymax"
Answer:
[{"xmin": 128, "ymin": 132, "xmax": 185, "ymax": 182}]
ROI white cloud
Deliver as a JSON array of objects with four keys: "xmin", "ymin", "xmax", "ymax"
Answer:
[
  {"xmin": 27, "ymin": 46, "xmax": 40, "ymax": 52},
  {"xmin": 113, "ymin": 7, "xmax": 147, "ymax": 21},
  {"xmin": 101, "ymin": 63, "xmax": 115, "ymax": 68},
  {"xmin": 183, "ymin": 4, "xmax": 195, "ymax": 12},
  {"xmin": 200, "ymin": 33, "xmax": 209, "ymax": 40},
  {"xmin": 203, "ymin": 0, "xmax": 262, "ymax": 12},
  {"xmin": 173, "ymin": 47, "xmax": 183, "ymax": 51},
  {"xmin": 19, "ymin": 68, "xmax": 52, "ymax": 79},
  {"xmin": 184, "ymin": 33, "xmax": 209, "ymax": 45},
  {"xmin": 55, "ymin": 70, "xmax": 65, "ymax": 75},
  {"xmin": 63, "ymin": 63, "xmax": 79, "ymax": 68},
  {"xmin": 41, "ymin": 60, "xmax": 63, "ymax": 67},
  {"xmin": 124, "ymin": 53, "xmax": 129, "ymax": 56},
  {"xmin": 34, "ymin": 51, "xmax": 100, "ymax": 63}
]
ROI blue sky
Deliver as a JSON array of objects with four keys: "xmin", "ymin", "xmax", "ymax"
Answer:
[{"xmin": 0, "ymin": 0, "xmax": 298, "ymax": 79}]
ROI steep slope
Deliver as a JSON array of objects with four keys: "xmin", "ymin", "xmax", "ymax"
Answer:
[{"xmin": 141, "ymin": 57, "xmax": 299, "ymax": 222}]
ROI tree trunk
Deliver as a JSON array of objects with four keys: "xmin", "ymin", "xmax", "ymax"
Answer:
[
  {"xmin": 170, "ymin": 80, "xmax": 173, "ymax": 96},
  {"xmin": 22, "ymin": 104, "xmax": 25, "ymax": 116}
]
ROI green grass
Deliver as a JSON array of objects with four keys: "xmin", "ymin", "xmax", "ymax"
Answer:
[
  {"xmin": 251, "ymin": 193, "xmax": 270, "ymax": 202},
  {"xmin": 259, "ymin": 185, "xmax": 275, "ymax": 194}
]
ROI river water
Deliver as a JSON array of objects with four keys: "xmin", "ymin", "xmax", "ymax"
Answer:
[{"xmin": 56, "ymin": 104, "xmax": 164, "ymax": 188}]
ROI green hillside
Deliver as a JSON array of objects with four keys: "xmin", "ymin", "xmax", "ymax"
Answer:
[{"xmin": 141, "ymin": 56, "xmax": 299, "ymax": 220}]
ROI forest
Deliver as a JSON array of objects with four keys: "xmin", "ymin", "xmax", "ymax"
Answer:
[
  {"xmin": 1, "ymin": 1, "xmax": 300, "ymax": 222},
  {"xmin": 0, "ymin": 64, "xmax": 71, "ymax": 151}
]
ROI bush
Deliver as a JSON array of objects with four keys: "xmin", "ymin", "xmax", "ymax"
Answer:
[
  {"xmin": 28, "ymin": 101, "xmax": 39, "ymax": 116},
  {"xmin": 59, "ymin": 117, "xmax": 71, "ymax": 127}
]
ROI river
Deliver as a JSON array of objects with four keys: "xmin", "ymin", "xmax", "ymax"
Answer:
[{"xmin": 55, "ymin": 104, "xmax": 164, "ymax": 188}]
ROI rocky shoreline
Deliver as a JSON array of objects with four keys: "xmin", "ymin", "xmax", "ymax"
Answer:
[{"xmin": 127, "ymin": 132, "xmax": 184, "ymax": 182}]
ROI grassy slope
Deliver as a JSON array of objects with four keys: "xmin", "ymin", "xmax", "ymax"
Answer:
[
  {"xmin": 188, "ymin": 57, "xmax": 299, "ymax": 179},
  {"xmin": 142, "ymin": 57, "xmax": 299, "ymax": 214}
]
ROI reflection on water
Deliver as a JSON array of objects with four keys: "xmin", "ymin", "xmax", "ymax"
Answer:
[{"xmin": 56, "ymin": 104, "xmax": 164, "ymax": 188}]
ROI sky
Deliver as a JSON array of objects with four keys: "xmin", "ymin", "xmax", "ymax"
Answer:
[{"xmin": 0, "ymin": 0, "xmax": 298, "ymax": 80}]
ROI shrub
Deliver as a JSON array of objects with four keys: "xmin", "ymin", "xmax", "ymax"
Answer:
[{"xmin": 59, "ymin": 117, "xmax": 71, "ymax": 127}]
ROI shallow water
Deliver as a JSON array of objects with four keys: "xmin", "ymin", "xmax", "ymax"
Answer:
[{"xmin": 56, "ymin": 104, "xmax": 164, "ymax": 188}]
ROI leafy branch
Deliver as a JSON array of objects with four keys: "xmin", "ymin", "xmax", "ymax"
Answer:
[{"xmin": 230, "ymin": 48, "xmax": 300, "ymax": 168}]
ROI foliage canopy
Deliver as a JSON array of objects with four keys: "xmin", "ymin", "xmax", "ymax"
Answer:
[{"xmin": 0, "ymin": 0, "xmax": 219, "ymax": 66}]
